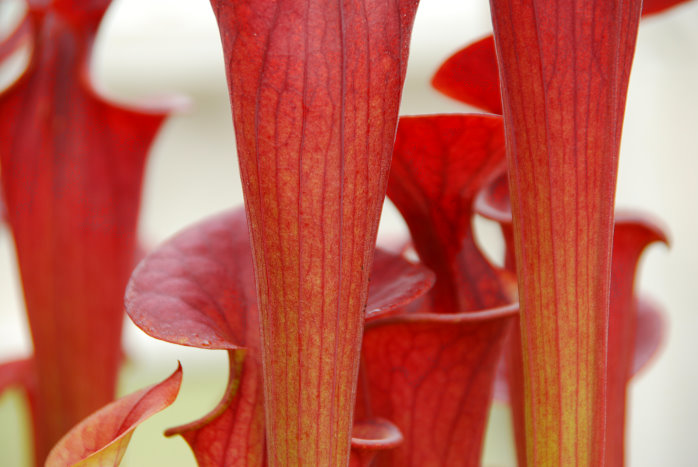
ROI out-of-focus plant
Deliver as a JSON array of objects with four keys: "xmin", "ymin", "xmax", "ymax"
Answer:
[{"xmin": 0, "ymin": 0, "xmax": 178, "ymax": 463}]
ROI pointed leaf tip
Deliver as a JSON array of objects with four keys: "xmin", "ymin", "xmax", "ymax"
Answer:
[
  {"xmin": 164, "ymin": 351, "xmax": 266, "ymax": 467},
  {"xmin": 432, "ymin": 36, "xmax": 501, "ymax": 114},
  {"xmin": 45, "ymin": 364, "xmax": 182, "ymax": 467}
]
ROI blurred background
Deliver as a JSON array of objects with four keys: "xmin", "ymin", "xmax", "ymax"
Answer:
[{"xmin": 0, "ymin": 0, "xmax": 696, "ymax": 465}]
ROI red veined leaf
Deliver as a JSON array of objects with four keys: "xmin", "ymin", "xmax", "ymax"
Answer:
[
  {"xmin": 388, "ymin": 114, "xmax": 511, "ymax": 314},
  {"xmin": 378, "ymin": 114, "xmax": 520, "ymax": 464},
  {"xmin": 431, "ymin": 36, "xmax": 501, "ymax": 114},
  {"xmin": 475, "ymin": 176, "xmax": 670, "ymax": 378},
  {"xmin": 349, "ymin": 418, "xmax": 403, "ymax": 467},
  {"xmin": 432, "ymin": 2, "xmax": 691, "ymax": 113},
  {"xmin": 489, "ymin": 0, "xmax": 643, "ymax": 464},
  {"xmin": 126, "ymin": 209, "xmax": 260, "ymax": 353},
  {"xmin": 125, "ymin": 208, "xmax": 433, "ymax": 466},
  {"xmin": 126, "ymin": 208, "xmax": 434, "ymax": 353},
  {"xmin": 500, "ymin": 292, "xmax": 669, "ymax": 467},
  {"xmin": 476, "ymin": 171, "xmax": 671, "ymax": 466},
  {"xmin": 0, "ymin": 4, "xmax": 176, "ymax": 461},
  {"xmin": 210, "ymin": 0, "xmax": 420, "ymax": 463},
  {"xmin": 506, "ymin": 215, "xmax": 670, "ymax": 467},
  {"xmin": 45, "ymin": 364, "xmax": 182, "ymax": 467},
  {"xmin": 358, "ymin": 304, "xmax": 517, "ymax": 466}
]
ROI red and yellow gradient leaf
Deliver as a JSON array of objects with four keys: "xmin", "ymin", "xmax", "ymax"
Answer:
[
  {"xmin": 125, "ymin": 208, "xmax": 433, "ymax": 466},
  {"xmin": 476, "ymin": 174, "xmax": 670, "ymax": 466},
  {"xmin": 210, "ymin": 1, "xmax": 420, "ymax": 463},
  {"xmin": 45, "ymin": 364, "xmax": 182, "ymax": 467},
  {"xmin": 489, "ymin": 0, "xmax": 643, "ymax": 464}
]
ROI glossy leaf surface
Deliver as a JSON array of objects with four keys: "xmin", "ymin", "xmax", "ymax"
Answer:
[
  {"xmin": 45, "ymin": 364, "xmax": 182, "ymax": 467},
  {"xmin": 126, "ymin": 208, "xmax": 433, "ymax": 466}
]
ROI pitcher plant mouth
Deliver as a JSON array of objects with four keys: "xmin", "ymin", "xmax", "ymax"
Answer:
[
  {"xmin": 0, "ymin": 0, "xmax": 686, "ymax": 465},
  {"xmin": 366, "ymin": 302, "xmax": 518, "ymax": 327},
  {"xmin": 124, "ymin": 207, "xmax": 435, "ymax": 466}
]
